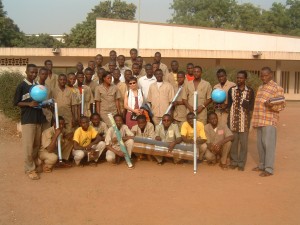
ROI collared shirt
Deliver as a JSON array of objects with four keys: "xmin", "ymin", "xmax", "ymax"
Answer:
[
  {"xmin": 252, "ymin": 80, "xmax": 285, "ymax": 128},
  {"xmin": 131, "ymin": 122, "xmax": 155, "ymax": 139},
  {"xmin": 148, "ymin": 81, "xmax": 175, "ymax": 117},
  {"xmin": 40, "ymin": 126, "xmax": 68, "ymax": 152},
  {"xmin": 73, "ymin": 126, "xmax": 98, "ymax": 147},
  {"xmin": 91, "ymin": 121, "xmax": 108, "ymax": 136},
  {"xmin": 155, "ymin": 123, "xmax": 181, "ymax": 142},
  {"xmin": 181, "ymin": 121, "xmax": 207, "ymax": 140},
  {"xmin": 228, "ymin": 85, "xmax": 255, "ymax": 132},
  {"xmin": 94, "ymin": 84, "xmax": 121, "ymax": 112},
  {"xmin": 185, "ymin": 74, "xmax": 194, "ymax": 81},
  {"xmin": 173, "ymin": 84, "xmax": 187, "ymax": 122},
  {"xmin": 159, "ymin": 62, "xmax": 169, "ymax": 76},
  {"xmin": 213, "ymin": 80, "xmax": 236, "ymax": 104},
  {"xmin": 75, "ymin": 85, "xmax": 94, "ymax": 116},
  {"xmin": 45, "ymin": 73, "xmax": 58, "ymax": 92},
  {"xmin": 117, "ymin": 65, "xmax": 131, "ymax": 82},
  {"xmin": 84, "ymin": 80, "xmax": 99, "ymax": 97},
  {"xmin": 204, "ymin": 123, "xmax": 233, "ymax": 144},
  {"xmin": 105, "ymin": 125, "xmax": 134, "ymax": 147},
  {"xmin": 165, "ymin": 71, "xmax": 178, "ymax": 88},
  {"xmin": 182, "ymin": 79, "xmax": 212, "ymax": 123},
  {"xmin": 138, "ymin": 75, "xmax": 157, "ymax": 100}
]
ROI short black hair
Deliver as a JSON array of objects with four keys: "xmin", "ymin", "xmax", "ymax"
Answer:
[
  {"xmin": 177, "ymin": 71, "xmax": 185, "ymax": 76},
  {"xmin": 187, "ymin": 112, "xmax": 195, "ymax": 118},
  {"xmin": 237, "ymin": 70, "xmax": 248, "ymax": 79},
  {"xmin": 136, "ymin": 115, "xmax": 146, "ymax": 121},
  {"xmin": 186, "ymin": 63, "xmax": 194, "ymax": 67},
  {"xmin": 207, "ymin": 111, "xmax": 217, "ymax": 120},
  {"xmin": 216, "ymin": 68, "xmax": 226, "ymax": 75},
  {"xmin": 26, "ymin": 64, "xmax": 37, "ymax": 70},
  {"xmin": 113, "ymin": 114, "xmax": 123, "ymax": 121},
  {"xmin": 162, "ymin": 114, "xmax": 172, "ymax": 120},
  {"xmin": 261, "ymin": 67, "xmax": 272, "ymax": 73},
  {"xmin": 194, "ymin": 66, "xmax": 203, "ymax": 72},
  {"xmin": 39, "ymin": 67, "xmax": 48, "ymax": 74},
  {"xmin": 58, "ymin": 73, "xmax": 67, "ymax": 79},
  {"xmin": 80, "ymin": 116, "xmax": 89, "ymax": 122},
  {"xmin": 90, "ymin": 113, "xmax": 100, "ymax": 120},
  {"xmin": 84, "ymin": 67, "xmax": 94, "ymax": 73},
  {"xmin": 130, "ymin": 48, "xmax": 138, "ymax": 53},
  {"xmin": 44, "ymin": 60, "xmax": 52, "ymax": 65}
]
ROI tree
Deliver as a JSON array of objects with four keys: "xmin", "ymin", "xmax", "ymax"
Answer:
[
  {"xmin": 169, "ymin": 0, "xmax": 239, "ymax": 29},
  {"xmin": 0, "ymin": 0, "xmax": 25, "ymax": 47},
  {"xmin": 21, "ymin": 34, "xmax": 64, "ymax": 48},
  {"xmin": 65, "ymin": 0, "xmax": 136, "ymax": 48},
  {"xmin": 286, "ymin": 0, "xmax": 300, "ymax": 36}
]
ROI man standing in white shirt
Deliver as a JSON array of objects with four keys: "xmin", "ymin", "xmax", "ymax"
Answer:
[{"xmin": 138, "ymin": 64, "xmax": 157, "ymax": 101}]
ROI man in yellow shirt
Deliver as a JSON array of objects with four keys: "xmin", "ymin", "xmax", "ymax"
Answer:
[
  {"xmin": 73, "ymin": 116, "xmax": 105, "ymax": 166},
  {"xmin": 181, "ymin": 112, "xmax": 207, "ymax": 161}
]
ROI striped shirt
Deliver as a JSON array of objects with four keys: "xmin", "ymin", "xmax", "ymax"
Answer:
[{"xmin": 252, "ymin": 80, "xmax": 285, "ymax": 128}]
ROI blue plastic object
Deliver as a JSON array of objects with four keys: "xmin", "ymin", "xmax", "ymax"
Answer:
[
  {"xmin": 30, "ymin": 85, "xmax": 48, "ymax": 102},
  {"xmin": 211, "ymin": 88, "xmax": 226, "ymax": 103}
]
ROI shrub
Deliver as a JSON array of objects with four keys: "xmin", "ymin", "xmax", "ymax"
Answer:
[{"xmin": 0, "ymin": 70, "xmax": 24, "ymax": 121}]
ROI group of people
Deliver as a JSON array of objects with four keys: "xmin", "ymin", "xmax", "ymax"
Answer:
[{"xmin": 14, "ymin": 48, "xmax": 285, "ymax": 180}]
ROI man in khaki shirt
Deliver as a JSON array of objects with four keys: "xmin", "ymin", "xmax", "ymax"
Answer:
[
  {"xmin": 204, "ymin": 112, "xmax": 234, "ymax": 169},
  {"xmin": 173, "ymin": 71, "xmax": 187, "ymax": 129},
  {"xmin": 148, "ymin": 69, "xmax": 175, "ymax": 125},
  {"xmin": 112, "ymin": 68, "xmax": 127, "ymax": 117},
  {"xmin": 213, "ymin": 69, "xmax": 236, "ymax": 126},
  {"xmin": 154, "ymin": 52, "xmax": 169, "ymax": 77},
  {"xmin": 103, "ymin": 50, "xmax": 118, "ymax": 71},
  {"xmin": 182, "ymin": 66, "xmax": 212, "ymax": 124},
  {"xmin": 51, "ymin": 74, "xmax": 79, "ymax": 133},
  {"xmin": 125, "ymin": 48, "xmax": 138, "ymax": 69},
  {"xmin": 44, "ymin": 59, "xmax": 58, "ymax": 92},
  {"xmin": 166, "ymin": 60, "xmax": 179, "ymax": 88}
]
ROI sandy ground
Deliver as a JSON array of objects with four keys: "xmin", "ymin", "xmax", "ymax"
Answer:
[{"xmin": 0, "ymin": 102, "xmax": 299, "ymax": 225}]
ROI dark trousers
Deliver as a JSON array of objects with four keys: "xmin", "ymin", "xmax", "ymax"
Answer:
[{"xmin": 230, "ymin": 132, "xmax": 249, "ymax": 168}]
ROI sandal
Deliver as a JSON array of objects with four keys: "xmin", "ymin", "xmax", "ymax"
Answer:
[
  {"xmin": 259, "ymin": 171, "xmax": 273, "ymax": 177},
  {"xmin": 27, "ymin": 171, "xmax": 40, "ymax": 180},
  {"xmin": 252, "ymin": 167, "xmax": 264, "ymax": 172}
]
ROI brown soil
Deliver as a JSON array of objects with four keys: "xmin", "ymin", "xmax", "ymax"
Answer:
[{"xmin": 0, "ymin": 102, "xmax": 299, "ymax": 225}]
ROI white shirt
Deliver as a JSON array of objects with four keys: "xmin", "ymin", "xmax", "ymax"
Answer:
[{"xmin": 138, "ymin": 75, "xmax": 157, "ymax": 101}]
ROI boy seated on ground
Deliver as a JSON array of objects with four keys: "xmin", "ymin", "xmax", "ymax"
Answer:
[
  {"xmin": 181, "ymin": 112, "xmax": 207, "ymax": 161},
  {"xmin": 72, "ymin": 116, "xmax": 106, "ymax": 166},
  {"xmin": 105, "ymin": 114, "xmax": 135, "ymax": 168},
  {"xmin": 204, "ymin": 112, "xmax": 234, "ymax": 169},
  {"xmin": 39, "ymin": 116, "xmax": 73, "ymax": 173},
  {"xmin": 131, "ymin": 114, "xmax": 155, "ymax": 161},
  {"xmin": 90, "ymin": 113, "xmax": 108, "ymax": 141},
  {"xmin": 154, "ymin": 114, "xmax": 182, "ymax": 165}
]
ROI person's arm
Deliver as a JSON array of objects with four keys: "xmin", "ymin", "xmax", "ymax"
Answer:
[
  {"xmin": 168, "ymin": 137, "xmax": 182, "ymax": 152},
  {"xmin": 46, "ymin": 128, "xmax": 62, "ymax": 153},
  {"xmin": 124, "ymin": 91, "xmax": 139, "ymax": 114},
  {"xmin": 182, "ymin": 99, "xmax": 193, "ymax": 113},
  {"xmin": 115, "ymin": 98, "xmax": 121, "ymax": 115},
  {"xmin": 122, "ymin": 126, "xmax": 135, "ymax": 141},
  {"xmin": 182, "ymin": 135, "xmax": 193, "ymax": 144},
  {"xmin": 106, "ymin": 145, "xmax": 124, "ymax": 157},
  {"xmin": 96, "ymin": 101, "xmax": 100, "ymax": 114},
  {"xmin": 85, "ymin": 134, "xmax": 101, "ymax": 150}
]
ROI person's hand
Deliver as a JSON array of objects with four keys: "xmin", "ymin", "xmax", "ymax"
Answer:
[
  {"xmin": 264, "ymin": 100, "xmax": 274, "ymax": 108},
  {"xmin": 173, "ymin": 101, "xmax": 179, "ymax": 106},
  {"xmin": 116, "ymin": 151, "xmax": 125, "ymax": 157},
  {"xmin": 197, "ymin": 105, "xmax": 205, "ymax": 114},
  {"xmin": 54, "ymin": 128, "xmax": 62, "ymax": 137},
  {"xmin": 29, "ymin": 101, "xmax": 39, "ymax": 107},
  {"xmin": 155, "ymin": 136, "xmax": 162, "ymax": 141},
  {"xmin": 188, "ymin": 106, "xmax": 194, "ymax": 113},
  {"xmin": 65, "ymin": 132, "xmax": 73, "ymax": 141},
  {"xmin": 112, "ymin": 137, "xmax": 118, "ymax": 144},
  {"xmin": 168, "ymin": 142, "xmax": 176, "ymax": 152},
  {"xmin": 196, "ymin": 138, "xmax": 202, "ymax": 145}
]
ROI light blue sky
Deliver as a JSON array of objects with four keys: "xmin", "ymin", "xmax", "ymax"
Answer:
[{"xmin": 2, "ymin": 0, "xmax": 286, "ymax": 34}]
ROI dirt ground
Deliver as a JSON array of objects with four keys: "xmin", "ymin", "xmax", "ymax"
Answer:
[{"xmin": 0, "ymin": 102, "xmax": 299, "ymax": 225}]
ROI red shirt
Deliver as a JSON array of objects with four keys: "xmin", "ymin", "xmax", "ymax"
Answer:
[{"xmin": 186, "ymin": 74, "xmax": 194, "ymax": 81}]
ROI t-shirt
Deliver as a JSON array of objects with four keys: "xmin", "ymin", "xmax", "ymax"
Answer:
[
  {"xmin": 73, "ymin": 126, "xmax": 98, "ymax": 147},
  {"xmin": 14, "ymin": 79, "xmax": 46, "ymax": 125},
  {"xmin": 181, "ymin": 121, "xmax": 207, "ymax": 140}
]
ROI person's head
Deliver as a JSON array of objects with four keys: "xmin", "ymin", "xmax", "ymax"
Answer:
[
  {"xmin": 154, "ymin": 69, "xmax": 163, "ymax": 82},
  {"xmin": 124, "ymin": 70, "xmax": 133, "ymax": 82},
  {"xmin": 136, "ymin": 56, "xmax": 143, "ymax": 68},
  {"xmin": 145, "ymin": 64, "xmax": 153, "ymax": 77},
  {"xmin": 95, "ymin": 54, "xmax": 103, "ymax": 66},
  {"xmin": 58, "ymin": 74, "xmax": 67, "ymax": 87},
  {"xmin": 171, "ymin": 60, "xmax": 179, "ymax": 72},
  {"xmin": 132, "ymin": 63, "xmax": 140, "ymax": 75},
  {"xmin": 128, "ymin": 77, "xmax": 138, "ymax": 90},
  {"xmin": 97, "ymin": 68, "xmax": 106, "ymax": 83},
  {"xmin": 236, "ymin": 70, "xmax": 247, "ymax": 87},
  {"xmin": 177, "ymin": 71, "xmax": 185, "ymax": 85},
  {"xmin": 26, "ymin": 64, "xmax": 38, "ymax": 82},
  {"xmin": 88, "ymin": 61, "xmax": 95, "ymax": 71},
  {"xmin": 207, "ymin": 112, "xmax": 218, "ymax": 128},
  {"xmin": 112, "ymin": 68, "xmax": 121, "ymax": 81},
  {"xmin": 260, "ymin": 67, "xmax": 273, "ymax": 84},
  {"xmin": 54, "ymin": 116, "xmax": 65, "ymax": 130},
  {"xmin": 186, "ymin": 112, "xmax": 195, "ymax": 127},
  {"xmin": 80, "ymin": 116, "xmax": 90, "ymax": 131},
  {"xmin": 216, "ymin": 68, "xmax": 227, "ymax": 85},
  {"xmin": 67, "ymin": 72, "xmax": 76, "ymax": 86},
  {"xmin": 77, "ymin": 72, "xmax": 85, "ymax": 85},
  {"xmin": 152, "ymin": 62, "xmax": 159, "ymax": 73},
  {"xmin": 108, "ymin": 61, "xmax": 117, "ymax": 72},
  {"xmin": 84, "ymin": 67, "xmax": 94, "ymax": 82},
  {"xmin": 130, "ymin": 48, "xmax": 138, "ymax": 61},
  {"xmin": 109, "ymin": 50, "xmax": 117, "ymax": 61},
  {"xmin": 154, "ymin": 52, "xmax": 161, "ymax": 63},
  {"xmin": 102, "ymin": 73, "xmax": 112, "ymax": 85},
  {"xmin": 90, "ymin": 113, "xmax": 101, "ymax": 127},
  {"xmin": 186, "ymin": 63, "xmax": 194, "ymax": 75},
  {"xmin": 44, "ymin": 60, "xmax": 53, "ymax": 71},
  {"xmin": 113, "ymin": 114, "xmax": 124, "ymax": 129},
  {"xmin": 38, "ymin": 67, "xmax": 48, "ymax": 82},
  {"xmin": 117, "ymin": 55, "xmax": 125, "ymax": 67},
  {"xmin": 76, "ymin": 62, "xmax": 84, "ymax": 72},
  {"xmin": 136, "ymin": 115, "xmax": 147, "ymax": 130},
  {"xmin": 162, "ymin": 114, "xmax": 172, "ymax": 129},
  {"xmin": 193, "ymin": 66, "xmax": 203, "ymax": 79}
]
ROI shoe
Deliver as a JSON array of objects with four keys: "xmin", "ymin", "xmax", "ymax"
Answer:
[
  {"xmin": 229, "ymin": 165, "xmax": 238, "ymax": 170},
  {"xmin": 259, "ymin": 171, "xmax": 273, "ymax": 177},
  {"xmin": 252, "ymin": 167, "xmax": 264, "ymax": 172},
  {"xmin": 27, "ymin": 171, "xmax": 40, "ymax": 180}
]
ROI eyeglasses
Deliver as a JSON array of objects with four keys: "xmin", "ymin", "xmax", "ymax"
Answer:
[{"xmin": 129, "ymin": 82, "xmax": 136, "ymax": 85}]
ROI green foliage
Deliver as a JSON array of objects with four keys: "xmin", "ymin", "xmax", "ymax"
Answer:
[
  {"xmin": 65, "ymin": 0, "xmax": 136, "ymax": 48},
  {"xmin": 21, "ymin": 34, "xmax": 64, "ymax": 48},
  {"xmin": 0, "ymin": 70, "xmax": 24, "ymax": 121},
  {"xmin": 169, "ymin": 0, "xmax": 300, "ymax": 37}
]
